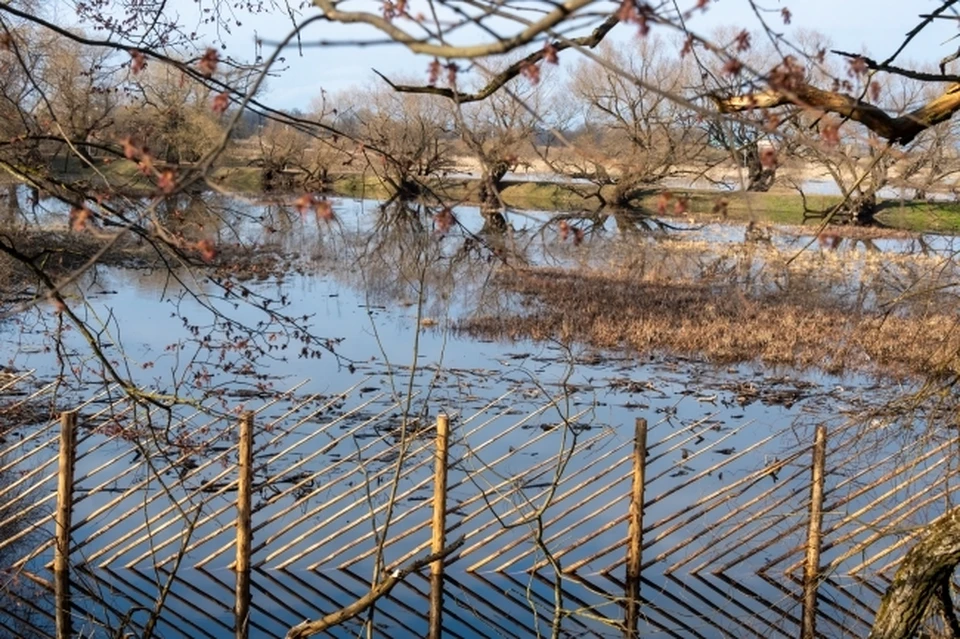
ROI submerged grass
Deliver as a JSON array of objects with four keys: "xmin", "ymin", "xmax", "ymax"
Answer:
[{"xmin": 460, "ymin": 239, "xmax": 960, "ymax": 380}]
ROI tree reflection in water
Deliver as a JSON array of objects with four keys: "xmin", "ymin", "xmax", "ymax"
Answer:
[{"xmin": 329, "ymin": 198, "xmax": 522, "ymax": 326}]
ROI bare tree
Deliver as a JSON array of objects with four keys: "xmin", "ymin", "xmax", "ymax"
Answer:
[
  {"xmin": 787, "ymin": 120, "xmax": 895, "ymax": 224},
  {"xmin": 39, "ymin": 35, "xmax": 119, "ymax": 165},
  {"xmin": 347, "ymin": 86, "xmax": 453, "ymax": 201},
  {"xmin": 692, "ymin": 28, "xmax": 810, "ymax": 192},
  {"xmin": 451, "ymin": 72, "xmax": 543, "ymax": 228},
  {"xmin": 886, "ymin": 78, "xmax": 960, "ymax": 200},
  {"xmin": 114, "ymin": 63, "xmax": 226, "ymax": 164},
  {"xmin": 252, "ymin": 120, "xmax": 312, "ymax": 190},
  {"xmin": 549, "ymin": 37, "xmax": 703, "ymax": 207}
]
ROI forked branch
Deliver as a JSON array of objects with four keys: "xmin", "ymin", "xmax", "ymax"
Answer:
[{"xmin": 373, "ymin": 15, "xmax": 620, "ymax": 103}]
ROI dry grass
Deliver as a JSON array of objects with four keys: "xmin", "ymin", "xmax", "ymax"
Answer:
[{"xmin": 460, "ymin": 240, "xmax": 960, "ymax": 380}]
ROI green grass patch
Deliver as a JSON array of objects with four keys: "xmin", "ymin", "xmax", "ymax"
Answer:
[
  {"xmin": 210, "ymin": 167, "xmax": 262, "ymax": 193},
  {"xmin": 330, "ymin": 174, "xmax": 392, "ymax": 199},
  {"xmin": 55, "ymin": 160, "xmax": 264, "ymax": 195},
  {"xmin": 874, "ymin": 200, "xmax": 960, "ymax": 233},
  {"xmin": 639, "ymin": 190, "xmax": 845, "ymax": 225},
  {"xmin": 500, "ymin": 182, "xmax": 597, "ymax": 210}
]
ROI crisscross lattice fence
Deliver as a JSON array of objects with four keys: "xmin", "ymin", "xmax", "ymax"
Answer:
[{"xmin": 0, "ymin": 369, "xmax": 956, "ymax": 638}]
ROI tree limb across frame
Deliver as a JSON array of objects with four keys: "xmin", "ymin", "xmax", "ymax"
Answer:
[
  {"xmin": 284, "ymin": 536, "xmax": 465, "ymax": 639},
  {"xmin": 311, "ymin": 0, "xmax": 601, "ymax": 59},
  {"xmin": 373, "ymin": 15, "xmax": 620, "ymax": 103},
  {"xmin": 712, "ymin": 81, "xmax": 960, "ymax": 145}
]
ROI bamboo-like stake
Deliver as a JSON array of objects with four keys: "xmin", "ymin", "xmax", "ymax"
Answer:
[
  {"xmin": 625, "ymin": 417, "xmax": 647, "ymax": 639},
  {"xmin": 235, "ymin": 411, "xmax": 254, "ymax": 639},
  {"xmin": 429, "ymin": 413, "xmax": 450, "ymax": 639},
  {"xmin": 55, "ymin": 410, "xmax": 77, "ymax": 639},
  {"xmin": 801, "ymin": 425, "xmax": 827, "ymax": 639}
]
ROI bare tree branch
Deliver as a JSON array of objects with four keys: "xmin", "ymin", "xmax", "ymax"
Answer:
[
  {"xmin": 373, "ymin": 15, "xmax": 620, "ymax": 103},
  {"xmin": 832, "ymin": 49, "xmax": 960, "ymax": 83},
  {"xmin": 310, "ymin": 0, "xmax": 602, "ymax": 59},
  {"xmin": 285, "ymin": 536, "xmax": 465, "ymax": 639},
  {"xmin": 882, "ymin": 0, "xmax": 960, "ymax": 69},
  {"xmin": 712, "ymin": 81, "xmax": 960, "ymax": 144}
]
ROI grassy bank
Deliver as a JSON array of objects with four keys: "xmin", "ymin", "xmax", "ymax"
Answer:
[
  {"xmin": 56, "ymin": 160, "xmax": 960, "ymax": 234},
  {"xmin": 237, "ymin": 169, "xmax": 960, "ymax": 233}
]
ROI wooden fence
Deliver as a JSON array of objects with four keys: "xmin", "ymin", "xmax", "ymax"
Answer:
[{"xmin": 0, "ymin": 370, "xmax": 957, "ymax": 638}]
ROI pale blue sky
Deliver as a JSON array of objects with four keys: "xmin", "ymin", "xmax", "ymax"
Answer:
[{"xmin": 63, "ymin": 0, "xmax": 960, "ymax": 108}]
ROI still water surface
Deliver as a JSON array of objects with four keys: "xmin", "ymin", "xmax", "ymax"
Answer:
[{"xmin": 0, "ymin": 195, "xmax": 953, "ymax": 638}]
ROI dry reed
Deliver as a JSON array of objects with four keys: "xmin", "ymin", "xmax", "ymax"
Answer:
[{"xmin": 460, "ymin": 238, "xmax": 960, "ymax": 380}]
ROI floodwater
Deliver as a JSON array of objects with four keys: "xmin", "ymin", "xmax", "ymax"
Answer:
[{"xmin": 0, "ymin": 194, "xmax": 957, "ymax": 638}]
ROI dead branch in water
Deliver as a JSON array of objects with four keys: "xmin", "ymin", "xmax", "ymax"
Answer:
[{"xmin": 285, "ymin": 536, "xmax": 465, "ymax": 639}]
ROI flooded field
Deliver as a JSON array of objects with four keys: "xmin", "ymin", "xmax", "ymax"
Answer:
[{"xmin": 1, "ymin": 194, "xmax": 958, "ymax": 638}]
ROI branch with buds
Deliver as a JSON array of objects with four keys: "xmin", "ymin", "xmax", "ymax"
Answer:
[
  {"xmin": 310, "ymin": 0, "xmax": 599, "ymax": 59},
  {"xmin": 373, "ymin": 15, "xmax": 619, "ymax": 103}
]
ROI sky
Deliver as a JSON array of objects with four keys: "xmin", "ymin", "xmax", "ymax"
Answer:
[{"xmin": 58, "ymin": 0, "xmax": 960, "ymax": 109}]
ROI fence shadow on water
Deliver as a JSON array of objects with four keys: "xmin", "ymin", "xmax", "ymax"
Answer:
[{"xmin": 0, "ymin": 370, "xmax": 956, "ymax": 638}]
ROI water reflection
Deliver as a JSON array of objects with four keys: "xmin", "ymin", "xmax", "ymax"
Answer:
[
  {"xmin": 7, "ymin": 190, "xmax": 958, "ymax": 393},
  {"xmin": 0, "ymin": 409, "xmax": 54, "ymax": 637},
  {"xmin": 3, "ymin": 190, "xmax": 960, "ymax": 637}
]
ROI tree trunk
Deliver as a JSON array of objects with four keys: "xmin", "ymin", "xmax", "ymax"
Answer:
[
  {"xmin": 747, "ymin": 164, "xmax": 776, "ymax": 192},
  {"xmin": 869, "ymin": 506, "xmax": 960, "ymax": 639},
  {"xmin": 1, "ymin": 185, "xmax": 20, "ymax": 227},
  {"xmin": 477, "ymin": 179, "xmax": 499, "ymax": 212},
  {"xmin": 478, "ymin": 162, "xmax": 509, "ymax": 208},
  {"xmin": 611, "ymin": 178, "xmax": 652, "ymax": 208},
  {"xmin": 852, "ymin": 193, "xmax": 878, "ymax": 225},
  {"xmin": 480, "ymin": 209, "xmax": 507, "ymax": 233},
  {"xmin": 612, "ymin": 181, "xmax": 636, "ymax": 208},
  {"xmin": 262, "ymin": 167, "xmax": 276, "ymax": 191},
  {"xmin": 478, "ymin": 162, "xmax": 509, "ymax": 233},
  {"xmin": 393, "ymin": 177, "xmax": 423, "ymax": 200},
  {"xmin": 744, "ymin": 144, "xmax": 776, "ymax": 192}
]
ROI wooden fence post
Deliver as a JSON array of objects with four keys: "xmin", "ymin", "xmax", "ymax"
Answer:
[
  {"xmin": 236, "ymin": 411, "xmax": 254, "ymax": 639},
  {"xmin": 55, "ymin": 410, "xmax": 77, "ymax": 639},
  {"xmin": 429, "ymin": 414, "xmax": 450, "ymax": 639},
  {"xmin": 625, "ymin": 417, "xmax": 647, "ymax": 639},
  {"xmin": 801, "ymin": 425, "xmax": 827, "ymax": 639}
]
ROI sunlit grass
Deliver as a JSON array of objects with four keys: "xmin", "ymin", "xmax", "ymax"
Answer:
[{"xmin": 874, "ymin": 200, "xmax": 960, "ymax": 233}]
